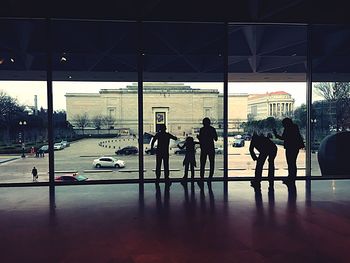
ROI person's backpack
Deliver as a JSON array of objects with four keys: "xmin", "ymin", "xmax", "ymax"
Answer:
[{"xmin": 296, "ymin": 126, "xmax": 305, "ymax": 149}]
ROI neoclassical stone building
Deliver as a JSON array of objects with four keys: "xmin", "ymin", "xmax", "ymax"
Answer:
[
  {"xmin": 248, "ymin": 91, "xmax": 294, "ymax": 120},
  {"xmin": 66, "ymin": 83, "xmax": 224, "ymax": 136},
  {"xmin": 66, "ymin": 83, "xmax": 293, "ymax": 135}
]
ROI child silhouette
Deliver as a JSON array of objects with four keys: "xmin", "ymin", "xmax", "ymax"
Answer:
[{"xmin": 177, "ymin": 136, "xmax": 200, "ymax": 182}]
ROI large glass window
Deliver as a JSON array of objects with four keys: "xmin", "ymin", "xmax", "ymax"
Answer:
[
  {"xmin": 4, "ymin": 19, "xmax": 350, "ymax": 187},
  {"xmin": 142, "ymin": 22, "xmax": 225, "ymax": 181},
  {"xmin": 51, "ymin": 20, "xmax": 138, "ymax": 182},
  {"xmin": 0, "ymin": 19, "xmax": 48, "ymax": 183},
  {"xmin": 227, "ymin": 24, "xmax": 307, "ymax": 178},
  {"xmin": 312, "ymin": 25, "xmax": 350, "ymax": 177}
]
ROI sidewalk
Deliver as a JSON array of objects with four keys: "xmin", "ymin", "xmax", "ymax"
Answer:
[{"xmin": 0, "ymin": 155, "xmax": 21, "ymax": 164}]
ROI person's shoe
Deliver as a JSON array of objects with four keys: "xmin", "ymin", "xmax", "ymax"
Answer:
[
  {"xmin": 165, "ymin": 180, "xmax": 172, "ymax": 187},
  {"xmin": 282, "ymin": 178, "xmax": 289, "ymax": 185},
  {"xmin": 250, "ymin": 180, "xmax": 261, "ymax": 189},
  {"xmin": 197, "ymin": 181, "xmax": 204, "ymax": 189},
  {"xmin": 282, "ymin": 178, "xmax": 295, "ymax": 186}
]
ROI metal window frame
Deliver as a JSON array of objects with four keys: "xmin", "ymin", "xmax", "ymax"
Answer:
[{"xmin": 2, "ymin": 19, "xmax": 350, "ymax": 192}]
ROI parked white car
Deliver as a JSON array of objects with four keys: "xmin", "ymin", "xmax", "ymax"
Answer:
[
  {"xmin": 54, "ymin": 143, "xmax": 64, "ymax": 150},
  {"xmin": 93, "ymin": 157, "xmax": 125, "ymax": 168},
  {"xmin": 60, "ymin": 140, "xmax": 70, "ymax": 148},
  {"xmin": 215, "ymin": 147, "xmax": 224, "ymax": 154}
]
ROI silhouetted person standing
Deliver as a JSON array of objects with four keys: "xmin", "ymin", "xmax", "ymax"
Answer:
[
  {"xmin": 249, "ymin": 132, "xmax": 277, "ymax": 190},
  {"xmin": 177, "ymin": 136, "xmax": 199, "ymax": 182},
  {"xmin": 197, "ymin": 117, "xmax": 218, "ymax": 182},
  {"xmin": 273, "ymin": 118, "xmax": 305, "ymax": 185},
  {"xmin": 151, "ymin": 124, "xmax": 177, "ymax": 185}
]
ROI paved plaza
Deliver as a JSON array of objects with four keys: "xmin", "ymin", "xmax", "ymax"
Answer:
[{"xmin": 0, "ymin": 137, "xmax": 320, "ymax": 183}]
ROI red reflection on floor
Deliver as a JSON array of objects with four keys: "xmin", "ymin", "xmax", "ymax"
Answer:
[{"xmin": 0, "ymin": 181, "xmax": 350, "ymax": 262}]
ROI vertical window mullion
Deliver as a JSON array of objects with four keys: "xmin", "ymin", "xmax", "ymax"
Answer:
[
  {"xmin": 306, "ymin": 24, "xmax": 312, "ymax": 178},
  {"xmin": 223, "ymin": 22, "xmax": 229, "ymax": 200},
  {"xmin": 138, "ymin": 21, "xmax": 144, "ymax": 183},
  {"xmin": 223, "ymin": 22, "xmax": 229, "ymax": 181},
  {"xmin": 46, "ymin": 18, "xmax": 55, "ymax": 207}
]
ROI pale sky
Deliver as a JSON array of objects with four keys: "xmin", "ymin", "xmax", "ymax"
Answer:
[{"xmin": 0, "ymin": 81, "xmax": 319, "ymax": 111}]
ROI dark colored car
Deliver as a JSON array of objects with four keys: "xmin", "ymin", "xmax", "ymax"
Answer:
[
  {"xmin": 115, "ymin": 146, "xmax": 138, "ymax": 155},
  {"xmin": 233, "ymin": 138, "xmax": 245, "ymax": 147},
  {"xmin": 55, "ymin": 174, "xmax": 88, "ymax": 182},
  {"xmin": 145, "ymin": 147, "xmax": 157, "ymax": 155},
  {"xmin": 39, "ymin": 145, "xmax": 49, "ymax": 153},
  {"xmin": 242, "ymin": 134, "xmax": 252, "ymax": 141},
  {"xmin": 174, "ymin": 148, "xmax": 187, "ymax": 154}
]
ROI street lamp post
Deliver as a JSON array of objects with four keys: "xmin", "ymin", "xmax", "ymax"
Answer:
[
  {"xmin": 19, "ymin": 121, "xmax": 27, "ymax": 158},
  {"xmin": 311, "ymin": 118, "xmax": 317, "ymax": 153}
]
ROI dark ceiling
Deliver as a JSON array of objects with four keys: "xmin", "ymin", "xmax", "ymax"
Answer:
[
  {"xmin": 1, "ymin": 0, "xmax": 350, "ymax": 24},
  {"xmin": 1, "ymin": 1, "xmax": 350, "ymax": 82}
]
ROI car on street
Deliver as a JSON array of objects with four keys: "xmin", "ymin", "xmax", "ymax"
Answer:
[
  {"xmin": 54, "ymin": 143, "xmax": 64, "ymax": 150},
  {"xmin": 93, "ymin": 157, "xmax": 125, "ymax": 168},
  {"xmin": 55, "ymin": 174, "xmax": 88, "ymax": 182},
  {"xmin": 145, "ymin": 147, "xmax": 157, "ymax": 155},
  {"xmin": 215, "ymin": 147, "xmax": 224, "ymax": 154},
  {"xmin": 60, "ymin": 140, "xmax": 70, "ymax": 148},
  {"xmin": 174, "ymin": 140, "xmax": 200, "ymax": 154},
  {"xmin": 115, "ymin": 146, "xmax": 138, "ymax": 155},
  {"xmin": 174, "ymin": 147, "xmax": 187, "ymax": 154},
  {"xmin": 232, "ymin": 138, "xmax": 245, "ymax": 147},
  {"xmin": 242, "ymin": 134, "xmax": 252, "ymax": 141},
  {"xmin": 39, "ymin": 145, "xmax": 49, "ymax": 153}
]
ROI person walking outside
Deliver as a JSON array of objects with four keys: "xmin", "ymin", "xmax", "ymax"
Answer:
[
  {"xmin": 273, "ymin": 118, "xmax": 305, "ymax": 186},
  {"xmin": 177, "ymin": 136, "xmax": 200, "ymax": 183},
  {"xmin": 151, "ymin": 124, "xmax": 178, "ymax": 185},
  {"xmin": 32, "ymin": 166, "xmax": 38, "ymax": 182},
  {"xmin": 197, "ymin": 117, "xmax": 218, "ymax": 183},
  {"xmin": 249, "ymin": 132, "xmax": 277, "ymax": 190}
]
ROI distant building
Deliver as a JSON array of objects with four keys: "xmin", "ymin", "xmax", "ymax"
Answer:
[
  {"xmin": 66, "ymin": 83, "xmax": 221, "ymax": 136},
  {"xmin": 66, "ymin": 84, "xmax": 294, "ymax": 135},
  {"xmin": 226, "ymin": 94, "xmax": 249, "ymax": 133},
  {"xmin": 248, "ymin": 91, "xmax": 294, "ymax": 120}
]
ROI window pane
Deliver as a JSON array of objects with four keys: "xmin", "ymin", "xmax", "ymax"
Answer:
[
  {"xmin": 228, "ymin": 24, "xmax": 307, "ymax": 179},
  {"xmin": 0, "ymin": 19, "xmax": 48, "ymax": 183},
  {"xmin": 312, "ymin": 25, "xmax": 350, "ymax": 177},
  {"xmin": 143, "ymin": 22, "xmax": 225, "ymax": 181},
  {"xmin": 52, "ymin": 20, "xmax": 138, "ymax": 182}
]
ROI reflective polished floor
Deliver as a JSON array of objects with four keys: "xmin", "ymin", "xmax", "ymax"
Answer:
[{"xmin": 0, "ymin": 180, "xmax": 350, "ymax": 263}]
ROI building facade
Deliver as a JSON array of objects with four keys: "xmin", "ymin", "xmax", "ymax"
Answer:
[
  {"xmin": 66, "ymin": 84, "xmax": 293, "ymax": 135},
  {"xmin": 66, "ymin": 83, "xmax": 223, "ymax": 136},
  {"xmin": 248, "ymin": 91, "xmax": 294, "ymax": 120}
]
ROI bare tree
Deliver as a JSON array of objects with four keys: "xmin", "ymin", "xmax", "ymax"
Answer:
[
  {"xmin": 0, "ymin": 91, "xmax": 24, "ymax": 144},
  {"xmin": 91, "ymin": 115, "xmax": 104, "ymax": 134},
  {"xmin": 72, "ymin": 113, "xmax": 90, "ymax": 135},
  {"xmin": 315, "ymin": 82, "xmax": 350, "ymax": 101},
  {"xmin": 315, "ymin": 82, "xmax": 350, "ymax": 131},
  {"xmin": 103, "ymin": 115, "xmax": 116, "ymax": 134}
]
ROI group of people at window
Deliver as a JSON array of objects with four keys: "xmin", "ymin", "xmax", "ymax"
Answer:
[
  {"xmin": 151, "ymin": 117, "xmax": 304, "ymax": 189},
  {"xmin": 151, "ymin": 117, "xmax": 217, "ymax": 187}
]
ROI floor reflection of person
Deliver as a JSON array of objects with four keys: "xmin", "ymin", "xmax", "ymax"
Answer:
[
  {"xmin": 151, "ymin": 124, "xmax": 177, "ymax": 185},
  {"xmin": 273, "ymin": 118, "xmax": 305, "ymax": 186},
  {"xmin": 197, "ymin": 118, "xmax": 218, "ymax": 183},
  {"xmin": 249, "ymin": 132, "xmax": 277, "ymax": 190}
]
